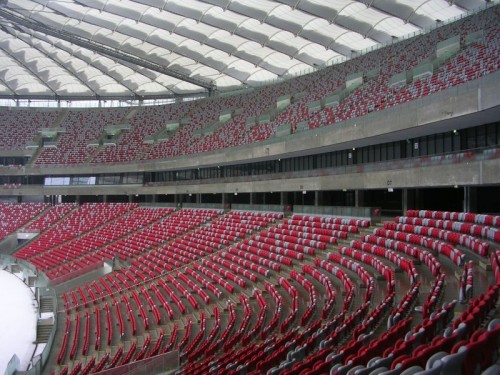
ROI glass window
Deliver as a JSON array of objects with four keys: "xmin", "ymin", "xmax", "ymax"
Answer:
[
  {"xmin": 444, "ymin": 133, "xmax": 452, "ymax": 152},
  {"xmin": 72, "ymin": 176, "xmax": 96, "ymax": 185},
  {"xmin": 387, "ymin": 143, "xmax": 394, "ymax": 160},
  {"xmin": 123, "ymin": 174, "xmax": 143, "ymax": 184},
  {"xmin": 369, "ymin": 146, "xmax": 375, "ymax": 162},
  {"xmin": 44, "ymin": 177, "xmax": 70, "ymax": 186},
  {"xmin": 419, "ymin": 137, "xmax": 428, "ymax": 155},
  {"xmin": 394, "ymin": 142, "xmax": 401, "ymax": 159},
  {"xmin": 428, "ymin": 135, "xmax": 435, "ymax": 155},
  {"xmin": 466, "ymin": 128, "xmax": 476, "ymax": 149},
  {"xmin": 435, "ymin": 134, "xmax": 444, "ymax": 154},
  {"xmin": 486, "ymin": 124, "xmax": 497, "ymax": 146},
  {"xmin": 476, "ymin": 126, "xmax": 486, "ymax": 148},
  {"xmin": 98, "ymin": 175, "xmax": 120, "ymax": 184},
  {"xmin": 374, "ymin": 145, "xmax": 381, "ymax": 162}
]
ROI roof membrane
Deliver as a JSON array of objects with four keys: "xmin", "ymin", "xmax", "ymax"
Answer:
[{"xmin": 0, "ymin": 0, "xmax": 491, "ymax": 99}]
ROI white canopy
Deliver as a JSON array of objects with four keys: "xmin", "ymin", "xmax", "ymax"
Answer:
[{"xmin": 0, "ymin": 0, "xmax": 490, "ymax": 99}]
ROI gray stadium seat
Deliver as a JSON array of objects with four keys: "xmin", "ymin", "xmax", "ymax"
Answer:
[{"xmin": 440, "ymin": 346, "xmax": 468, "ymax": 375}]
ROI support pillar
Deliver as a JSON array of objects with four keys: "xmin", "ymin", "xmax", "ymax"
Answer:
[
  {"xmin": 314, "ymin": 191, "xmax": 319, "ymax": 207},
  {"xmin": 463, "ymin": 186, "xmax": 477, "ymax": 212},
  {"xmin": 355, "ymin": 190, "xmax": 365, "ymax": 208},
  {"xmin": 222, "ymin": 193, "xmax": 228, "ymax": 209},
  {"xmin": 402, "ymin": 188, "xmax": 408, "ymax": 214}
]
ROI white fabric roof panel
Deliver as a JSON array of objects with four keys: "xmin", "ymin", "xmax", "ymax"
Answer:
[{"xmin": 0, "ymin": 0, "xmax": 493, "ymax": 100}]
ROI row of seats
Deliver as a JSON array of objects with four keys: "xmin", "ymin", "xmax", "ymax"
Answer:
[
  {"xmin": 222, "ymin": 295, "xmax": 251, "ymax": 352},
  {"xmin": 423, "ymin": 273, "xmax": 446, "ymax": 320},
  {"xmin": 314, "ymin": 259, "xmax": 355, "ymax": 313},
  {"xmin": 395, "ymin": 215, "xmax": 500, "ymax": 243},
  {"xmin": 302, "ymin": 264, "xmax": 336, "ymax": 319},
  {"xmin": 326, "ymin": 252, "xmax": 374, "ymax": 304},
  {"xmin": 349, "ymin": 240, "xmax": 419, "ymax": 285},
  {"xmin": 384, "ymin": 222, "xmax": 490, "ymax": 256},
  {"xmin": 361, "ymin": 234, "xmax": 442, "ymax": 277},
  {"xmin": 373, "ymin": 228, "xmax": 464, "ymax": 266},
  {"xmin": 338, "ymin": 246, "xmax": 396, "ymax": 294},
  {"xmin": 406, "ymin": 209, "xmax": 500, "ymax": 226},
  {"xmin": 290, "ymin": 270, "xmax": 317, "ymax": 327},
  {"xmin": 491, "ymin": 249, "xmax": 500, "ymax": 284}
]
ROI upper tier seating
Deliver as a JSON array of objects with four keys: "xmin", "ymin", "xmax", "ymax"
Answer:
[{"xmin": 0, "ymin": 7, "xmax": 493, "ymax": 165}]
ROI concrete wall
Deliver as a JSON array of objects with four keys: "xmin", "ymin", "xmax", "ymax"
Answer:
[{"xmin": 2, "ymin": 158, "xmax": 498, "ymax": 197}]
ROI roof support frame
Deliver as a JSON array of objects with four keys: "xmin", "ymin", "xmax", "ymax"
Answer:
[
  {"xmin": 9, "ymin": 27, "xmax": 101, "ymax": 96},
  {"xmin": 0, "ymin": 7, "xmax": 215, "ymax": 92},
  {"xmin": 406, "ymin": 0, "xmax": 434, "ymax": 23},
  {"xmin": 0, "ymin": 42, "xmax": 59, "ymax": 98}
]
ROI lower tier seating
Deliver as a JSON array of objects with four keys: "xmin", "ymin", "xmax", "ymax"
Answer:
[{"xmin": 13, "ymin": 206, "xmax": 497, "ymax": 375}]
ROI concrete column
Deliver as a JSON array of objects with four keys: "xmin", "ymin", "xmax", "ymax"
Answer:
[
  {"xmin": 402, "ymin": 188, "xmax": 408, "ymax": 214},
  {"xmin": 196, "ymin": 194, "xmax": 201, "ymax": 204},
  {"xmin": 355, "ymin": 190, "xmax": 365, "ymax": 207},
  {"xmin": 463, "ymin": 186, "xmax": 477, "ymax": 212},
  {"xmin": 315, "ymin": 191, "xmax": 319, "ymax": 206}
]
